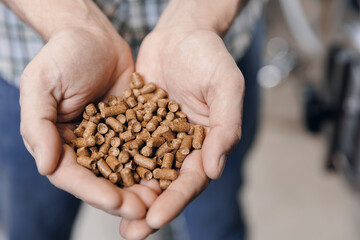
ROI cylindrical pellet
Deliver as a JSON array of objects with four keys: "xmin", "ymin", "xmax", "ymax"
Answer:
[
  {"xmin": 144, "ymin": 102, "xmax": 157, "ymax": 113},
  {"xmin": 140, "ymin": 146, "xmax": 153, "ymax": 157},
  {"xmin": 106, "ymin": 117, "xmax": 123, "ymax": 132},
  {"xmin": 168, "ymin": 100, "xmax": 179, "ymax": 112},
  {"xmin": 157, "ymin": 107, "xmax": 167, "ymax": 117},
  {"xmin": 74, "ymin": 125, "xmax": 85, "ymax": 137},
  {"xmin": 130, "ymin": 72, "xmax": 144, "ymax": 89},
  {"xmin": 120, "ymin": 168, "xmax": 135, "ymax": 187},
  {"xmin": 153, "ymin": 168, "xmax": 178, "ymax": 180},
  {"xmin": 166, "ymin": 112, "xmax": 175, "ymax": 120},
  {"xmin": 175, "ymin": 111, "xmax": 187, "ymax": 118},
  {"xmin": 129, "ymin": 121, "xmax": 142, "ymax": 133},
  {"xmin": 85, "ymin": 104, "xmax": 97, "ymax": 116},
  {"xmin": 138, "ymin": 93, "xmax": 154, "ymax": 103},
  {"xmin": 175, "ymin": 150, "xmax": 186, "ymax": 163},
  {"xmin": 161, "ymin": 119, "xmax": 172, "ymax": 127},
  {"xmin": 170, "ymin": 120, "xmax": 191, "ymax": 132},
  {"xmin": 126, "ymin": 109, "xmax": 137, "ymax": 122},
  {"xmin": 97, "ymin": 102, "xmax": 107, "ymax": 111},
  {"xmin": 136, "ymin": 166, "xmax": 153, "ymax": 180},
  {"xmin": 192, "ymin": 125, "xmax": 204, "ymax": 149},
  {"xmin": 106, "ymin": 155, "xmax": 121, "ymax": 172},
  {"xmin": 128, "ymin": 138, "xmax": 144, "ymax": 150},
  {"xmin": 177, "ymin": 132, "xmax": 187, "ymax": 139},
  {"xmin": 146, "ymin": 137, "xmax": 165, "ymax": 148},
  {"xmin": 77, "ymin": 156, "xmax": 96, "ymax": 170},
  {"xmin": 135, "ymin": 110, "xmax": 144, "ymax": 122},
  {"xmin": 116, "ymin": 114, "xmax": 127, "ymax": 124},
  {"xmin": 97, "ymin": 123, "xmax": 108, "ymax": 134},
  {"xmin": 109, "ymin": 147, "xmax": 120, "ymax": 157},
  {"xmin": 99, "ymin": 137, "xmax": 111, "ymax": 154},
  {"xmin": 123, "ymin": 88, "xmax": 134, "ymax": 98},
  {"xmin": 107, "ymin": 95, "xmax": 119, "ymax": 106},
  {"xmin": 179, "ymin": 135, "xmax": 192, "ymax": 155},
  {"xmin": 152, "ymin": 125, "xmax": 165, "ymax": 137},
  {"xmin": 157, "ymin": 98, "xmax": 169, "ymax": 108},
  {"xmin": 83, "ymin": 112, "xmax": 90, "ymax": 120},
  {"xmin": 71, "ymin": 136, "xmax": 96, "ymax": 148},
  {"xmin": 171, "ymin": 138, "xmax": 182, "ymax": 152},
  {"xmin": 143, "ymin": 112, "xmax": 153, "ymax": 122},
  {"xmin": 119, "ymin": 130, "xmax": 135, "ymax": 142},
  {"xmin": 140, "ymin": 82, "xmax": 156, "ymax": 94},
  {"xmin": 110, "ymin": 137, "xmax": 121, "ymax": 147},
  {"xmin": 155, "ymin": 142, "xmax": 173, "ymax": 158},
  {"xmin": 160, "ymin": 179, "xmax": 172, "ymax": 190},
  {"xmin": 95, "ymin": 133, "xmax": 105, "ymax": 145},
  {"xmin": 175, "ymin": 160, "xmax": 183, "ymax": 169},
  {"xmin": 126, "ymin": 97, "xmax": 138, "ymax": 108},
  {"xmin": 151, "ymin": 88, "xmax": 167, "ymax": 102},
  {"xmin": 161, "ymin": 126, "xmax": 175, "ymax": 141},
  {"xmin": 118, "ymin": 151, "xmax": 130, "ymax": 164},
  {"xmin": 124, "ymin": 160, "xmax": 136, "ymax": 170},
  {"xmin": 97, "ymin": 159, "xmax": 112, "ymax": 178},
  {"xmin": 134, "ymin": 154, "xmax": 157, "ymax": 170},
  {"xmin": 109, "ymin": 172, "xmax": 121, "ymax": 184},
  {"xmin": 101, "ymin": 103, "xmax": 127, "ymax": 117},
  {"xmin": 162, "ymin": 153, "xmax": 174, "ymax": 169},
  {"xmin": 146, "ymin": 117, "xmax": 159, "ymax": 132},
  {"xmin": 133, "ymin": 172, "xmax": 141, "ymax": 183},
  {"xmin": 77, "ymin": 147, "xmax": 90, "ymax": 157}
]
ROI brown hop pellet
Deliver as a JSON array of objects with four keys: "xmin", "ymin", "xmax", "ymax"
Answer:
[{"xmin": 70, "ymin": 72, "xmax": 204, "ymax": 190}]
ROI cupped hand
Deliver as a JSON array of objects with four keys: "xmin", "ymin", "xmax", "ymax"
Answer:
[
  {"xmin": 19, "ymin": 23, "xmax": 150, "ymax": 219},
  {"xmin": 120, "ymin": 25, "xmax": 245, "ymax": 239}
]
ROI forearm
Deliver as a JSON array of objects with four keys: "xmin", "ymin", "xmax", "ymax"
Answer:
[
  {"xmin": 156, "ymin": 0, "xmax": 246, "ymax": 35},
  {"xmin": 1, "ymin": 0, "xmax": 112, "ymax": 41}
]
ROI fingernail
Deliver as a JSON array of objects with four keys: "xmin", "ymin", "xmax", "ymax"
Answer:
[{"xmin": 218, "ymin": 154, "xmax": 227, "ymax": 176}]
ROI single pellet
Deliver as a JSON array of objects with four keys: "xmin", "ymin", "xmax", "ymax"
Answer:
[
  {"xmin": 101, "ymin": 103, "xmax": 127, "ymax": 117},
  {"xmin": 119, "ymin": 130, "xmax": 135, "ymax": 142},
  {"xmin": 171, "ymin": 138, "xmax": 182, "ymax": 152},
  {"xmin": 77, "ymin": 156, "xmax": 96, "ymax": 170},
  {"xmin": 120, "ymin": 168, "xmax": 135, "ymax": 187},
  {"xmin": 147, "ymin": 137, "xmax": 165, "ymax": 148},
  {"xmin": 170, "ymin": 120, "xmax": 191, "ymax": 132},
  {"xmin": 136, "ymin": 166, "xmax": 153, "ymax": 181},
  {"xmin": 118, "ymin": 151, "xmax": 130, "ymax": 164},
  {"xmin": 97, "ymin": 159, "xmax": 112, "ymax": 178},
  {"xmin": 135, "ymin": 110, "xmax": 144, "ymax": 122},
  {"xmin": 162, "ymin": 153, "xmax": 174, "ymax": 169},
  {"xmin": 127, "ymin": 138, "xmax": 144, "ymax": 150},
  {"xmin": 77, "ymin": 147, "xmax": 90, "ymax": 157},
  {"xmin": 129, "ymin": 121, "xmax": 142, "ymax": 133},
  {"xmin": 110, "ymin": 137, "xmax": 121, "ymax": 148},
  {"xmin": 179, "ymin": 135, "xmax": 192, "ymax": 155},
  {"xmin": 83, "ymin": 121, "xmax": 97, "ymax": 138},
  {"xmin": 146, "ymin": 117, "xmax": 159, "ymax": 132},
  {"xmin": 175, "ymin": 150, "xmax": 186, "ymax": 163},
  {"xmin": 106, "ymin": 155, "xmax": 121, "ymax": 172},
  {"xmin": 168, "ymin": 101, "xmax": 179, "ymax": 112},
  {"xmin": 133, "ymin": 89, "xmax": 141, "ymax": 97},
  {"xmin": 109, "ymin": 172, "xmax": 121, "ymax": 184},
  {"xmin": 166, "ymin": 112, "xmax": 175, "ymax": 120},
  {"xmin": 107, "ymin": 95, "xmax": 119, "ymax": 106},
  {"xmin": 116, "ymin": 114, "xmax": 127, "ymax": 124},
  {"xmin": 157, "ymin": 107, "xmax": 167, "ymax": 117},
  {"xmin": 152, "ymin": 125, "xmax": 165, "ymax": 137},
  {"xmin": 130, "ymin": 72, "xmax": 144, "ymax": 89},
  {"xmin": 140, "ymin": 82, "xmax": 156, "ymax": 94},
  {"xmin": 105, "ymin": 117, "xmax": 123, "ymax": 132},
  {"xmin": 134, "ymin": 154, "xmax": 157, "ymax": 170},
  {"xmin": 160, "ymin": 179, "xmax": 172, "ymax": 190},
  {"xmin": 161, "ymin": 119, "xmax": 172, "ymax": 127},
  {"xmin": 175, "ymin": 111, "xmax": 187, "ymax": 118},
  {"xmin": 126, "ymin": 97, "xmax": 137, "ymax": 108},
  {"xmin": 133, "ymin": 172, "xmax": 141, "ymax": 183},
  {"xmin": 85, "ymin": 104, "xmax": 97, "ymax": 116},
  {"xmin": 99, "ymin": 136, "xmax": 111, "ymax": 154},
  {"xmin": 157, "ymin": 99, "xmax": 169, "ymax": 108},
  {"xmin": 71, "ymin": 136, "xmax": 96, "ymax": 148},
  {"xmin": 109, "ymin": 147, "xmax": 120, "ymax": 157},
  {"xmin": 123, "ymin": 89, "xmax": 134, "ymax": 98},
  {"xmin": 152, "ymin": 88, "xmax": 167, "ymax": 102},
  {"xmin": 153, "ymin": 168, "xmax": 178, "ymax": 180},
  {"xmin": 155, "ymin": 142, "xmax": 173, "ymax": 158},
  {"xmin": 125, "ymin": 109, "xmax": 137, "ymax": 122},
  {"xmin": 143, "ymin": 112, "xmax": 153, "ymax": 122},
  {"xmin": 161, "ymin": 126, "xmax": 175, "ymax": 141},
  {"xmin": 95, "ymin": 133, "xmax": 105, "ymax": 145},
  {"xmin": 97, "ymin": 123, "xmax": 108, "ymax": 134},
  {"xmin": 138, "ymin": 93, "xmax": 154, "ymax": 103},
  {"xmin": 175, "ymin": 161, "xmax": 183, "ymax": 169},
  {"xmin": 140, "ymin": 146, "xmax": 153, "ymax": 157},
  {"xmin": 105, "ymin": 129, "xmax": 116, "ymax": 139},
  {"xmin": 192, "ymin": 125, "xmax": 205, "ymax": 149},
  {"xmin": 177, "ymin": 132, "xmax": 187, "ymax": 139}
]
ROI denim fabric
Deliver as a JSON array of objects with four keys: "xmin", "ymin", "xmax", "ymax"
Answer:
[{"xmin": 0, "ymin": 78, "xmax": 81, "ymax": 240}]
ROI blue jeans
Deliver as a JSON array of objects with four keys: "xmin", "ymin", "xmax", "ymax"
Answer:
[{"xmin": 0, "ymin": 22, "xmax": 262, "ymax": 240}]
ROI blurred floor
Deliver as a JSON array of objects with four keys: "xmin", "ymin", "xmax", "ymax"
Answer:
[{"xmin": 242, "ymin": 76, "xmax": 359, "ymax": 240}]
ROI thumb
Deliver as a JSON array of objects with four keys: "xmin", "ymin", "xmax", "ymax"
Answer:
[
  {"xmin": 20, "ymin": 66, "xmax": 62, "ymax": 176},
  {"xmin": 202, "ymin": 70, "xmax": 245, "ymax": 179}
]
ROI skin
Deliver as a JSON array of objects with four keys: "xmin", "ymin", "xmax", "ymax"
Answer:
[{"xmin": 2, "ymin": 0, "xmax": 244, "ymax": 239}]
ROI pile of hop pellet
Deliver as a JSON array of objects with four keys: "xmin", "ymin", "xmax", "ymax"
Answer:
[{"xmin": 70, "ymin": 72, "xmax": 204, "ymax": 189}]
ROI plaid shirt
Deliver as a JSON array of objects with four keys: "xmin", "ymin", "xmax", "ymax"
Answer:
[{"xmin": 0, "ymin": 0, "xmax": 265, "ymax": 88}]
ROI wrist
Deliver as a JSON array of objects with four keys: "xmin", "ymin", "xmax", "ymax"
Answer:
[
  {"xmin": 155, "ymin": 0, "xmax": 243, "ymax": 35},
  {"xmin": 3, "ymin": 0, "xmax": 115, "ymax": 41}
]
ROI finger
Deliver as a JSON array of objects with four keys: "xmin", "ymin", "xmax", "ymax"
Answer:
[
  {"xmin": 202, "ymin": 68, "xmax": 245, "ymax": 179},
  {"xmin": 120, "ymin": 218, "xmax": 156, "ymax": 240},
  {"xmin": 48, "ymin": 144, "xmax": 146, "ymax": 219},
  {"xmin": 20, "ymin": 68, "xmax": 62, "ymax": 175},
  {"xmin": 146, "ymin": 151, "xmax": 209, "ymax": 229},
  {"xmin": 126, "ymin": 183, "xmax": 159, "ymax": 208},
  {"xmin": 139, "ymin": 179, "xmax": 162, "ymax": 195}
]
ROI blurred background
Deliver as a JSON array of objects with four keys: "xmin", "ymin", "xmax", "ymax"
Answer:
[{"xmin": 1, "ymin": 0, "xmax": 360, "ymax": 239}]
